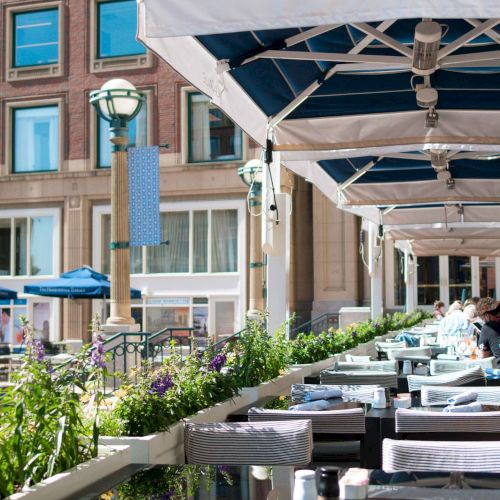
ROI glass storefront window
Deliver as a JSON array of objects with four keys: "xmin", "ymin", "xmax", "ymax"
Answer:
[
  {"xmin": 417, "ymin": 256, "xmax": 440, "ymax": 305},
  {"xmin": 30, "ymin": 216, "xmax": 53, "ymax": 275},
  {"xmin": 0, "ymin": 220, "xmax": 11, "ymax": 276},
  {"xmin": 480, "ymin": 258, "xmax": 496, "ymax": 299},
  {"xmin": 449, "ymin": 256, "xmax": 472, "ymax": 303},
  {"xmin": 394, "ymin": 248, "xmax": 406, "ymax": 306},
  {"xmin": 0, "ymin": 300, "xmax": 27, "ymax": 344}
]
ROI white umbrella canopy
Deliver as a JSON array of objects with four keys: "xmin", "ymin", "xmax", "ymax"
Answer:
[{"xmin": 139, "ymin": 0, "xmax": 500, "ymax": 217}]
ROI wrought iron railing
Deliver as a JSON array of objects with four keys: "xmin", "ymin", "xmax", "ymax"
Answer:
[
  {"xmin": 143, "ymin": 327, "xmax": 195, "ymax": 366},
  {"xmin": 290, "ymin": 313, "xmax": 339, "ymax": 339}
]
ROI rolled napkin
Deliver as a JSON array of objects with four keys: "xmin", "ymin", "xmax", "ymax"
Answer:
[
  {"xmin": 443, "ymin": 401, "xmax": 482, "ymax": 413},
  {"xmin": 305, "ymin": 388, "xmax": 343, "ymax": 402},
  {"xmin": 289, "ymin": 400, "xmax": 331, "ymax": 411},
  {"xmin": 447, "ymin": 391, "xmax": 478, "ymax": 405},
  {"xmin": 485, "ymin": 368, "xmax": 500, "ymax": 377},
  {"xmin": 437, "ymin": 354, "xmax": 460, "ymax": 360}
]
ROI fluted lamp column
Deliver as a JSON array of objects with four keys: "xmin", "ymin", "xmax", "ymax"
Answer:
[
  {"xmin": 238, "ymin": 159, "xmax": 264, "ymax": 321},
  {"xmin": 90, "ymin": 79, "xmax": 145, "ymax": 327}
]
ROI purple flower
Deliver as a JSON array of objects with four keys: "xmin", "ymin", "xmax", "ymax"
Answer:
[
  {"xmin": 216, "ymin": 465, "xmax": 230, "ymax": 474},
  {"xmin": 156, "ymin": 489, "xmax": 175, "ymax": 500},
  {"xmin": 90, "ymin": 338, "xmax": 106, "ymax": 368},
  {"xmin": 34, "ymin": 339, "xmax": 45, "ymax": 361},
  {"xmin": 209, "ymin": 353, "xmax": 226, "ymax": 372},
  {"xmin": 150, "ymin": 372, "xmax": 173, "ymax": 397}
]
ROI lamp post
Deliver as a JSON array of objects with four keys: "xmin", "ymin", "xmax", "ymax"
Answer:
[
  {"xmin": 90, "ymin": 79, "xmax": 145, "ymax": 328},
  {"xmin": 238, "ymin": 159, "xmax": 264, "ymax": 321}
]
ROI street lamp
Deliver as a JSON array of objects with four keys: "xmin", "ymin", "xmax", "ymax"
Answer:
[
  {"xmin": 90, "ymin": 79, "xmax": 145, "ymax": 328},
  {"xmin": 238, "ymin": 159, "xmax": 264, "ymax": 321}
]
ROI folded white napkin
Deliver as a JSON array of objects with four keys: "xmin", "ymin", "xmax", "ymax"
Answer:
[
  {"xmin": 447, "ymin": 391, "xmax": 478, "ymax": 405},
  {"xmin": 443, "ymin": 401, "xmax": 482, "ymax": 413},
  {"xmin": 289, "ymin": 400, "xmax": 331, "ymax": 411},
  {"xmin": 437, "ymin": 354, "xmax": 460, "ymax": 360},
  {"xmin": 305, "ymin": 388, "xmax": 343, "ymax": 402}
]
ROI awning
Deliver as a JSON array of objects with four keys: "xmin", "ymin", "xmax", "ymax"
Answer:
[
  {"xmin": 406, "ymin": 238, "xmax": 500, "ymax": 257},
  {"xmin": 138, "ymin": 2, "xmax": 500, "ymax": 223}
]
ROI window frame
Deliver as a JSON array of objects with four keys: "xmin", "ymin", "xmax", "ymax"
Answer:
[
  {"xmin": 181, "ymin": 86, "xmax": 247, "ymax": 165},
  {"xmin": 5, "ymin": 1, "xmax": 65, "ymax": 81},
  {"xmin": 90, "ymin": 0, "xmax": 152, "ymax": 73},
  {"xmin": 0, "ymin": 207, "xmax": 61, "ymax": 279},
  {"xmin": 90, "ymin": 89, "xmax": 153, "ymax": 169},
  {"xmin": 6, "ymin": 98, "xmax": 65, "ymax": 175}
]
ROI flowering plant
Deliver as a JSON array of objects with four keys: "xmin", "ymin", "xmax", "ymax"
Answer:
[
  {"xmin": 0, "ymin": 315, "xmax": 107, "ymax": 498},
  {"xmin": 101, "ymin": 344, "xmax": 238, "ymax": 437}
]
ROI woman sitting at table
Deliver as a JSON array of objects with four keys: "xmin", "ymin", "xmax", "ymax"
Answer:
[
  {"xmin": 478, "ymin": 297, "xmax": 500, "ymax": 362},
  {"xmin": 433, "ymin": 300, "xmax": 445, "ymax": 321},
  {"xmin": 438, "ymin": 301, "xmax": 473, "ymax": 345}
]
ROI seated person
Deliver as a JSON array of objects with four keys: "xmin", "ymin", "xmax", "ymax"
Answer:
[
  {"xmin": 477, "ymin": 297, "xmax": 500, "ymax": 362},
  {"xmin": 433, "ymin": 300, "xmax": 445, "ymax": 321}
]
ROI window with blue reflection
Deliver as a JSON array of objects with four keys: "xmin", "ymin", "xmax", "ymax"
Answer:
[
  {"xmin": 13, "ymin": 106, "xmax": 59, "ymax": 173},
  {"xmin": 98, "ymin": 0, "xmax": 145, "ymax": 58},
  {"xmin": 97, "ymin": 104, "xmax": 147, "ymax": 168},
  {"xmin": 14, "ymin": 9, "xmax": 59, "ymax": 67}
]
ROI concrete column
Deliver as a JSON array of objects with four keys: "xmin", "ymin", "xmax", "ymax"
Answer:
[
  {"xmin": 63, "ymin": 195, "xmax": 92, "ymax": 340},
  {"xmin": 248, "ymin": 200, "xmax": 264, "ymax": 318},
  {"xmin": 266, "ymin": 193, "xmax": 291, "ymax": 336},
  {"xmin": 107, "ymin": 136, "xmax": 134, "ymax": 327},
  {"xmin": 368, "ymin": 221, "xmax": 383, "ymax": 319}
]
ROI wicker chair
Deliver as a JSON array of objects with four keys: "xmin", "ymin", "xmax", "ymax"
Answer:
[
  {"xmin": 407, "ymin": 366, "xmax": 485, "ymax": 393},
  {"xmin": 291, "ymin": 383, "xmax": 378, "ymax": 404},
  {"xmin": 320, "ymin": 369, "xmax": 398, "ymax": 389},
  {"xmin": 421, "ymin": 385, "xmax": 500, "ymax": 406},
  {"xmin": 429, "ymin": 356, "xmax": 496, "ymax": 375}
]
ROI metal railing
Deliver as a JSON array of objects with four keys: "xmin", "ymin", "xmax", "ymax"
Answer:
[
  {"xmin": 290, "ymin": 312, "xmax": 340, "ymax": 339},
  {"xmin": 144, "ymin": 327, "xmax": 195, "ymax": 365}
]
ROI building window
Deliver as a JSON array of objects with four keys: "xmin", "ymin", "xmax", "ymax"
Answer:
[
  {"xmin": 13, "ymin": 106, "xmax": 59, "ymax": 173},
  {"xmin": 188, "ymin": 93, "xmax": 243, "ymax": 163},
  {"xmin": 14, "ymin": 8, "xmax": 59, "ymax": 67},
  {"xmin": 417, "ymin": 256, "xmax": 440, "ymax": 305},
  {"xmin": 480, "ymin": 258, "xmax": 496, "ymax": 298},
  {"xmin": 6, "ymin": 2, "xmax": 64, "ymax": 81},
  {"xmin": 0, "ymin": 216, "xmax": 54, "ymax": 276},
  {"xmin": 394, "ymin": 248, "xmax": 406, "ymax": 307},
  {"xmin": 449, "ymin": 256, "xmax": 472, "ymax": 303},
  {"xmin": 100, "ymin": 209, "xmax": 238, "ymax": 275},
  {"xmin": 97, "ymin": 104, "xmax": 147, "ymax": 168},
  {"xmin": 0, "ymin": 300, "xmax": 28, "ymax": 344},
  {"xmin": 97, "ymin": 0, "xmax": 145, "ymax": 58}
]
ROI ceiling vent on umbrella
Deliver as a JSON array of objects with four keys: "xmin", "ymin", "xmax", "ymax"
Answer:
[{"xmin": 412, "ymin": 21, "xmax": 442, "ymax": 75}]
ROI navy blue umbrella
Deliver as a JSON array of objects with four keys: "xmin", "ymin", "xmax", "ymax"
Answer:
[
  {"xmin": 24, "ymin": 266, "xmax": 141, "ymax": 299},
  {"xmin": 0, "ymin": 287, "xmax": 18, "ymax": 300}
]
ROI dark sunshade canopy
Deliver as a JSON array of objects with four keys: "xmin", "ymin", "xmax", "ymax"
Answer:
[
  {"xmin": 138, "ymin": 3, "xmax": 500, "ymax": 219},
  {"xmin": 0, "ymin": 287, "xmax": 18, "ymax": 300},
  {"xmin": 24, "ymin": 266, "xmax": 142, "ymax": 299}
]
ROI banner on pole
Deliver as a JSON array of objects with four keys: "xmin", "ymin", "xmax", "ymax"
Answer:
[{"xmin": 128, "ymin": 146, "xmax": 161, "ymax": 247}]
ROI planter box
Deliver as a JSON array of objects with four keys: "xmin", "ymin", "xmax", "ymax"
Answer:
[
  {"xmin": 99, "ymin": 392, "xmax": 254, "ymax": 464},
  {"xmin": 7, "ymin": 445, "xmax": 130, "ymax": 500}
]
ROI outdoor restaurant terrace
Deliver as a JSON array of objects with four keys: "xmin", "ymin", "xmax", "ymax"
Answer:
[{"xmin": 5, "ymin": 0, "xmax": 500, "ymax": 498}]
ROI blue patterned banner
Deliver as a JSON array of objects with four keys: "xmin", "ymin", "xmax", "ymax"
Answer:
[{"xmin": 128, "ymin": 146, "xmax": 161, "ymax": 247}]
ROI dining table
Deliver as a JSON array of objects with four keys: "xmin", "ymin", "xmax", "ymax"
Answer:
[{"xmin": 70, "ymin": 464, "xmax": 500, "ymax": 499}]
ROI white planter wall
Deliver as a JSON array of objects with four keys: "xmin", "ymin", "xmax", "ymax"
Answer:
[{"xmin": 7, "ymin": 445, "xmax": 131, "ymax": 500}]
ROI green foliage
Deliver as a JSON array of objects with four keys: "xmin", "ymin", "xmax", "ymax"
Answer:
[
  {"xmin": 264, "ymin": 394, "xmax": 292, "ymax": 410},
  {"xmin": 225, "ymin": 320, "xmax": 290, "ymax": 388},
  {"xmin": 113, "ymin": 464, "xmax": 233, "ymax": 499},
  {"xmin": 102, "ymin": 347, "xmax": 239, "ymax": 437},
  {"xmin": 289, "ymin": 310, "xmax": 431, "ymax": 364},
  {"xmin": 102, "ymin": 310, "xmax": 431, "ymax": 438},
  {"xmin": 0, "ymin": 323, "xmax": 106, "ymax": 498}
]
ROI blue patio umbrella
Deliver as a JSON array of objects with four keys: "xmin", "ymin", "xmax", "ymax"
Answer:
[
  {"xmin": 0, "ymin": 287, "xmax": 18, "ymax": 300},
  {"xmin": 24, "ymin": 266, "xmax": 141, "ymax": 299}
]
